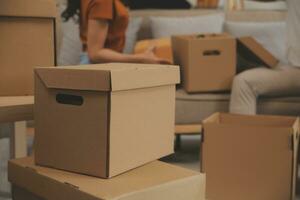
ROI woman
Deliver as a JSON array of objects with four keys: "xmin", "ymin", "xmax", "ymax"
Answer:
[
  {"xmin": 229, "ymin": 0, "xmax": 300, "ymax": 115},
  {"xmin": 62, "ymin": 0, "xmax": 170, "ymax": 64}
]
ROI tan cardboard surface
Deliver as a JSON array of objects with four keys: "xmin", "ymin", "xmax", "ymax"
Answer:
[
  {"xmin": 35, "ymin": 63, "xmax": 180, "ymax": 92},
  {"xmin": 202, "ymin": 113, "xmax": 299, "ymax": 200},
  {"xmin": 35, "ymin": 73, "xmax": 109, "ymax": 177},
  {"xmin": 134, "ymin": 38, "xmax": 174, "ymax": 64},
  {"xmin": 0, "ymin": 18, "xmax": 56, "ymax": 96},
  {"xmin": 35, "ymin": 63, "xmax": 180, "ymax": 178},
  {"xmin": 9, "ymin": 157, "xmax": 206, "ymax": 200},
  {"xmin": 172, "ymin": 34, "xmax": 236, "ymax": 93},
  {"xmin": 109, "ymin": 85, "xmax": 175, "ymax": 177},
  {"xmin": 0, "ymin": 0, "xmax": 57, "ymax": 18},
  {"xmin": 237, "ymin": 37, "xmax": 279, "ymax": 69},
  {"xmin": 0, "ymin": 0, "xmax": 57, "ymax": 96},
  {"xmin": 13, "ymin": 186, "xmax": 44, "ymax": 200}
]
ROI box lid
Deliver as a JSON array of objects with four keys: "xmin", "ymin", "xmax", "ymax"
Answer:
[
  {"xmin": 8, "ymin": 157, "xmax": 205, "ymax": 200},
  {"xmin": 237, "ymin": 37, "xmax": 279, "ymax": 69},
  {"xmin": 0, "ymin": 0, "xmax": 57, "ymax": 18},
  {"xmin": 35, "ymin": 63, "xmax": 180, "ymax": 92}
]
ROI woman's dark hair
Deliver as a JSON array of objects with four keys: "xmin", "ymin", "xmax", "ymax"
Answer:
[
  {"xmin": 61, "ymin": 0, "xmax": 81, "ymax": 22},
  {"xmin": 61, "ymin": 0, "xmax": 130, "ymax": 22}
]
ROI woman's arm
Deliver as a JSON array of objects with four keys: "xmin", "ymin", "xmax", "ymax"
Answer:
[{"xmin": 87, "ymin": 19, "xmax": 170, "ymax": 64}]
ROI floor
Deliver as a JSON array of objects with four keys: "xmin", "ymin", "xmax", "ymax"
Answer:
[
  {"xmin": 1, "ymin": 134, "xmax": 300, "ymax": 200},
  {"xmin": 0, "ymin": 134, "xmax": 201, "ymax": 200}
]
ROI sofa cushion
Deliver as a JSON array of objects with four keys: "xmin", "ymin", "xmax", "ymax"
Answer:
[
  {"xmin": 175, "ymin": 89, "xmax": 300, "ymax": 124},
  {"xmin": 150, "ymin": 14, "xmax": 225, "ymax": 38},
  {"xmin": 123, "ymin": 17, "xmax": 143, "ymax": 54},
  {"xmin": 225, "ymin": 21, "xmax": 288, "ymax": 64}
]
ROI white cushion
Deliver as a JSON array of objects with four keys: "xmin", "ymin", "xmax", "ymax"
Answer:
[
  {"xmin": 123, "ymin": 17, "xmax": 143, "ymax": 54},
  {"xmin": 244, "ymin": 0, "xmax": 287, "ymax": 11},
  {"xmin": 57, "ymin": 18, "xmax": 81, "ymax": 66},
  {"xmin": 150, "ymin": 14, "xmax": 225, "ymax": 38},
  {"xmin": 225, "ymin": 21, "xmax": 288, "ymax": 64}
]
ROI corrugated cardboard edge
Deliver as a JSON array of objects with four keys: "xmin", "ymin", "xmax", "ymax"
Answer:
[
  {"xmin": 109, "ymin": 64, "xmax": 180, "ymax": 91},
  {"xmin": 112, "ymin": 174, "xmax": 206, "ymax": 200},
  {"xmin": 292, "ymin": 117, "xmax": 300, "ymax": 200},
  {"xmin": 9, "ymin": 159, "xmax": 205, "ymax": 200},
  {"xmin": 34, "ymin": 68, "xmax": 112, "ymax": 91},
  {"xmin": 0, "ymin": 0, "xmax": 57, "ymax": 18},
  {"xmin": 237, "ymin": 37, "xmax": 279, "ymax": 69},
  {"xmin": 200, "ymin": 112, "xmax": 221, "ymax": 173},
  {"xmin": 8, "ymin": 160, "xmax": 101, "ymax": 200}
]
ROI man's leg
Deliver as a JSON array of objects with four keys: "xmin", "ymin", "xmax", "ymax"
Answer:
[{"xmin": 230, "ymin": 67, "xmax": 300, "ymax": 115}]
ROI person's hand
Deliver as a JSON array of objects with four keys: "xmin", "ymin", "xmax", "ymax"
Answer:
[{"xmin": 138, "ymin": 45, "xmax": 171, "ymax": 65}]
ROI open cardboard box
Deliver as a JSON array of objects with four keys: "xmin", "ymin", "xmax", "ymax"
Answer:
[
  {"xmin": 0, "ymin": 0, "xmax": 57, "ymax": 96},
  {"xmin": 9, "ymin": 157, "xmax": 206, "ymax": 200},
  {"xmin": 172, "ymin": 33, "xmax": 236, "ymax": 93},
  {"xmin": 34, "ymin": 63, "xmax": 180, "ymax": 178},
  {"xmin": 202, "ymin": 113, "xmax": 299, "ymax": 200}
]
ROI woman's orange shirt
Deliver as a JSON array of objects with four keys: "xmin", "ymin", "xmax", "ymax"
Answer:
[{"xmin": 80, "ymin": 0, "xmax": 129, "ymax": 52}]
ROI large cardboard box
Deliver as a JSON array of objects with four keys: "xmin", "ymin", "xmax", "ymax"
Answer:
[
  {"xmin": 134, "ymin": 38, "xmax": 174, "ymax": 64},
  {"xmin": 34, "ymin": 63, "xmax": 180, "ymax": 178},
  {"xmin": 0, "ymin": 0, "xmax": 57, "ymax": 96},
  {"xmin": 9, "ymin": 157, "xmax": 206, "ymax": 200},
  {"xmin": 172, "ymin": 33, "xmax": 236, "ymax": 93},
  {"xmin": 202, "ymin": 113, "xmax": 299, "ymax": 200},
  {"xmin": 237, "ymin": 36, "xmax": 279, "ymax": 73}
]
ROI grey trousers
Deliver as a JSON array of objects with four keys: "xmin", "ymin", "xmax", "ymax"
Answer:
[{"xmin": 229, "ymin": 66, "xmax": 300, "ymax": 115}]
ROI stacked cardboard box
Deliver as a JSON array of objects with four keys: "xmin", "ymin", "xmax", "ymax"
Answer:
[
  {"xmin": 172, "ymin": 34, "xmax": 278, "ymax": 93},
  {"xmin": 201, "ymin": 113, "xmax": 299, "ymax": 200},
  {"xmin": 0, "ymin": 0, "xmax": 57, "ymax": 96},
  {"xmin": 9, "ymin": 63, "xmax": 206, "ymax": 199}
]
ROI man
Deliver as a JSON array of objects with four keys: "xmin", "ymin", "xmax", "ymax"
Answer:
[{"xmin": 229, "ymin": 0, "xmax": 300, "ymax": 115}]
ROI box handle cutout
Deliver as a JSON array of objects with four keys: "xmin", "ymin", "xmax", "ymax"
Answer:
[
  {"xmin": 203, "ymin": 50, "xmax": 221, "ymax": 56},
  {"xmin": 56, "ymin": 94, "xmax": 83, "ymax": 106}
]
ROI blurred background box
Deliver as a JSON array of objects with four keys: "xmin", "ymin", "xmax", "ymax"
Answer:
[
  {"xmin": 0, "ymin": 0, "xmax": 57, "ymax": 96},
  {"xmin": 172, "ymin": 33, "xmax": 236, "ymax": 93}
]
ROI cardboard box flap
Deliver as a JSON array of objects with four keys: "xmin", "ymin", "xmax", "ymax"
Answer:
[
  {"xmin": 237, "ymin": 37, "xmax": 279, "ymax": 68},
  {"xmin": 35, "ymin": 67, "xmax": 112, "ymax": 91},
  {"xmin": 204, "ymin": 113, "xmax": 297, "ymax": 127},
  {"xmin": 8, "ymin": 157, "xmax": 204, "ymax": 200},
  {"xmin": 107, "ymin": 63, "xmax": 180, "ymax": 91},
  {"xmin": 35, "ymin": 64, "xmax": 180, "ymax": 92},
  {"xmin": 0, "ymin": 0, "xmax": 57, "ymax": 18}
]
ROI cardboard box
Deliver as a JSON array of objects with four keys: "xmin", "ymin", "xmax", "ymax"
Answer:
[
  {"xmin": 134, "ymin": 38, "xmax": 174, "ymax": 64},
  {"xmin": 9, "ymin": 157, "xmax": 206, "ymax": 200},
  {"xmin": 202, "ymin": 113, "xmax": 299, "ymax": 200},
  {"xmin": 237, "ymin": 37, "xmax": 279, "ymax": 73},
  {"xmin": 172, "ymin": 33, "xmax": 236, "ymax": 93},
  {"xmin": 0, "ymin": 0, "xmax": 57, "ymax": 96},
  {"xmin": 34, "ymin": 63, "xmax": 180, "ymax": 178}
]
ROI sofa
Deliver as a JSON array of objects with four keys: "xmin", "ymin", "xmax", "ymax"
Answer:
[{"xmin": 57, "ymin": 7, "xmax": 300, "ymax": 134}]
